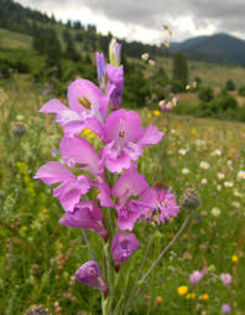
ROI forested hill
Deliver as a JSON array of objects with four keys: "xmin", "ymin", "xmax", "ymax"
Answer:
[{"xmin": 0, "ymin": 0, "xmax": 165, "ymax": 59}]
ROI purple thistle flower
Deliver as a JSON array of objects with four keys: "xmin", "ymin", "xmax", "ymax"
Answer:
[
  {"xmin": 39, "ymin": 79, "xmax": 108, "ymax": 137},
  {"xmin": 111, "ymin": 232, "xmax": 139, "ymax": 271},
  {"xmin": 59, "ymin": 201, "xmax": 108, "ymax": 241},
  {"xmin": 106, "ymin": 64, "xmax": 124, "ymax": 110},
  {"xmin": 220, "ymin": 273, "xmax": 232, "ymax": 285},
  {"xmin": 189, "ymin": 270, "xmax": 203, "ymax": 284},
  {"xmin": 34, "ymin": 161, "xmax": 91, "ymax": 212},
  {"xmin": 99, "ymin": 164, "xmax": 155, "ymax": 230},
  {"xmin": 96, "ymin": 52, "xmax": 106, "ymax": 89},
  {"xmin": 146, "ymin": 188, "xmax": 179, "ymax": 225},
  {"xmin": 102, "ymin": 109, "xmax": 163, "ymax": 173},
  {"xmin": 221, "ymin": 304, "xmax": 231, "ymax": 313},
  {"xmin": 75, "ymin": 261, "xmax": 108, "ymax": 297}
]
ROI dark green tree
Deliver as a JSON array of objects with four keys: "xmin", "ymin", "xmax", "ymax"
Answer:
[{"xmin": 172, "ymin": 53, "xmax": 189, "ymax": 87}]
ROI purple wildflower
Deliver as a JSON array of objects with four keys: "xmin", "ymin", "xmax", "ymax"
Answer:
[
  {"xmin": 59, "ymin": 201, "xmax": 108, "ymax": 241},
  {"xmin": 146, "ymin": 188, "xmax": 179, "ymax": 224},
  {"xmin": 189, "ymin": 270, "xmax": 203, "ymax": 284},
  {"xmin": 34, "ymin": 161, "xmax": 91, "ymax": 212},
  {"xmin": 39, "ymin": 79, "xmax": 108, "ymax": 137},
  {"xmin": 109, "ymin": 38, "xmax": 122, "ymax": 66},
  {"xmin": 221, "ymin": 304, "xmax": 231, "ymax": 313},
  {"xmin": 75, "ymin": 261, "xmax": 108, "ymax": 297},
  {"xmin": 220, "ymin": 273, "xmax": 232, "ymax": 285},
  {"xmin": 111, "ymin": 232, "xmax": 139, "ymax": 271},
  {"xmin": 102, "ymin": 109, "xmax": 163, "ymax": 173}
]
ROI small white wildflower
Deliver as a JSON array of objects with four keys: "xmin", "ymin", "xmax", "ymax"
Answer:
[
  {"xmin": 231, "ymin": 201, "xmax": 240, "ymax": 208},
  {"xmin": 227, "ymin": 160, "xmax": 233, "ymax": 166},
  {"xmin": 148, "ymin": 59, "xmax": 155, "ymax": 66},
  {"xmin": 141, "ymin": 53, "xmax": 149, "ymax": 61},
  {"xmin": 217, "ymin": 173, "xmax": 225, "ymax": 180},
  {"xmin": 217, "ymin": 185, "xmax": 222, "ymax": 191},
  {"xmin": 237, "ymin": 170, "xmax": 245, "ymax": 180},
  {"xmin": 210, "ymin": 149, "xmax": 222, "ymax": 157},
  {"xmin": 200, "ymin": 161, "xmax": 210, "ymax": 170},
  {"xmin": 224, "ymin": 181, "xmax": 234, "ymax": 188},
  {"xmin": 181, "ymin": 168, "xmax": 190, "ymax": 175},
  {"xmin": 211, "ymin": 207, "xmax": 221, "ymax": 217},
  {"xmin": 201, "ymin": 178, "xmax": 208, "ymax": 185},
  {"xmin": 196, "ymin": 139, "xmax": 206, "ymax": 146},
  {"xmin": 178, "ymin": 149, "xmax": 188, "ymax": 156},
  {"xmin": 185, "ymin": 84, "xmax": 191, "ymax": 90}
]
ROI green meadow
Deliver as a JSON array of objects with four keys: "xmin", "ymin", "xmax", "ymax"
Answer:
[{"xmin": 0, "ymin": 74, "xmax": 244, "ymax": 314}]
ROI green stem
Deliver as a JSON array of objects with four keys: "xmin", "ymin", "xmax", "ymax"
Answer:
[{"xmin": 139, "ymin": 214, "xmax": 190, "ymax": 283}]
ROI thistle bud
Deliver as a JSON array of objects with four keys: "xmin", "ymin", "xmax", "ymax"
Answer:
[
  {"xmin": 11, "ymin": 122, "xmax": 27, "ymax": 138},
  {"xmin": 180, "ymin": 188, "xmax": 200, "ymax": 211},
  {"xmin": 26, "ymin": 305, "xmax": 50, "ymax": 315}
]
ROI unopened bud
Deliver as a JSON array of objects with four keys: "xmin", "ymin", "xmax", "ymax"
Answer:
[{"xmin": 180, "ymin": 188, "xmax": 200, "ymax": 211}]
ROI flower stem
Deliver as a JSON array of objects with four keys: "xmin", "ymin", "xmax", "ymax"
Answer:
[
  {"xmin": 139, "ymin": 214, "xmax": 190, "ymax": 283},
  {"xmin": 82, "ymin": 230, "xmax": 94, "ymax": 260}
]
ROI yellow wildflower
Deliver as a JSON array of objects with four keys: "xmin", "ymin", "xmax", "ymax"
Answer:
[
  {"xmin": 153, "ymin": 110, "xmax": 161, "ymax": 117},
  {"xmin": 200, "ymin": 294, "xmax": 209, "ymax": 301},
  {"xmin": 177, "ymin": 286, "xmax": 188, "ymax": 296},
  {"xmin": 186, "ymin": 293, "xmax": 196, "ymax": 300},
  {"xmin": 147, "ymin": 113, "xmax": 152, "ymax": 118},
  {"xmin": 155, "ymin": 296, "xmax": 163, "ymax": 304},
  {"xmin": 232, "ymin": 255, "xmax": 239, "ymax": 263},
  {"xmin": 191, "ymin": 128, "xmax": 197, "ymax": 136}
]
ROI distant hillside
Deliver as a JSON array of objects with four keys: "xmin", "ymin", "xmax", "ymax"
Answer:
[{"xmin": 172, "ymin": 33, "xmax": 245, "ymax": 66}]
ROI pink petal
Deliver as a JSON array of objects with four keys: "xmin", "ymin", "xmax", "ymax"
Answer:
[
  {"xmin": 138, "ymin": 125, "xmax": 164, "ymax": 147},
  {"xmin": 39, "ymin": 99, "xmax": 68, "ymax": 113},
  {"xmin": 60, "ymin": 136, "xmax": 100, "ymax": 176},
  {"xmin": 34, "ymin": 161, "xmax": 73, "ymax": 184}
]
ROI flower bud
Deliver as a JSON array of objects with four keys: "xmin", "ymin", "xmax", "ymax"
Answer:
[
  {"xmin": 180, "ymin": 188, "xmax": 200, "ymax": 211},
  {"xmin": 26, "ymin": 305, "xmax": 50, "ymax": 315},
  {"xmin": 109, "ymin": 38, "xmax": 121, "ymax": 66},
  {"xmin": 111, "ymin": 232, "xmax": 139, "ymax": 272},
  {"xmin": 75, "ymin": 261, "xmax": 108, "ymax": 297},
  {"xmin": 96, "ymin": 52, "xmax": 106, "ymax": 89}
]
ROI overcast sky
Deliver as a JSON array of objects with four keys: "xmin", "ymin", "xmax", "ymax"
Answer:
[{"xmin": 16, "ymin": 0, "xmax": 245, "ymax": 44}]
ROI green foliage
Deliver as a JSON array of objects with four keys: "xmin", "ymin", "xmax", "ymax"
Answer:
[
  {"xmin": 238, "ymin": 85, "xmax": 245, "ymax": 96},
  {"xmin": 198, "ymin": 87, "xmax": 214, "ymax": 102},
  {"xmin": 225, "ymin": 79, "xmax": 236, "ymax": 91},
  {"xmin": 172, "ymin": 53, "xmax": 189, "ymax": 87}
]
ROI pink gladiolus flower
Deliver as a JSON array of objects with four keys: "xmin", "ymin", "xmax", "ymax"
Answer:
[
  {"xmin": 220, "ymin": 273, "xmax": 232, "ymax": 285},
  {"xmin": 34, "ymin": 161, "xmax": 91, "ymax": 212},
  {"xmin": 39, "ymin": 79, "xmax": 108, "ymax": 137},
  {"xmin": 76, "ymin": 261, "xmax": 108, "ymax": 297},
  {"xmin": 99, "ymin": 164, "xmax": 155, "ymax": 230},
  {"xmin": 111, "ymin": 232, "xmax": 139, "ymax": 271},
  {"xmin": 59, "ymin": 201, "xmax": 108, "ymax": 241},
  {"xmin": 189, "ymin": 270, "xmax": 203, "ymax": 284},
  {"xmin": 146, "ymin": 188, "xmax": 179, "ymax": 224},
  {"xmin": 102, "ymin": 109, "xmax": 163, "ymax": 173}
]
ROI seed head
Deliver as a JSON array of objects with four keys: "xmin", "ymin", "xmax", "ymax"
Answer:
[
  {"xmin": 180, "ymin": 188, "xmax": 200, "ymax": 211},
  {"xmin": 11, "ymin": 122, "xmax": 27, "ymax": 138}
]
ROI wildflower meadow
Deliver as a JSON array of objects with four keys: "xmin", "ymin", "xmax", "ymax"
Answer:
[{"xmin": 0, "ymin": 35, "xmax": 245, "ymax": 315}]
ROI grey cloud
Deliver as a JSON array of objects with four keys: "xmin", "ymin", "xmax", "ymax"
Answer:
[{"xmin": 17, "ymin": 0, "xmax": 245, "ymax": 40}]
